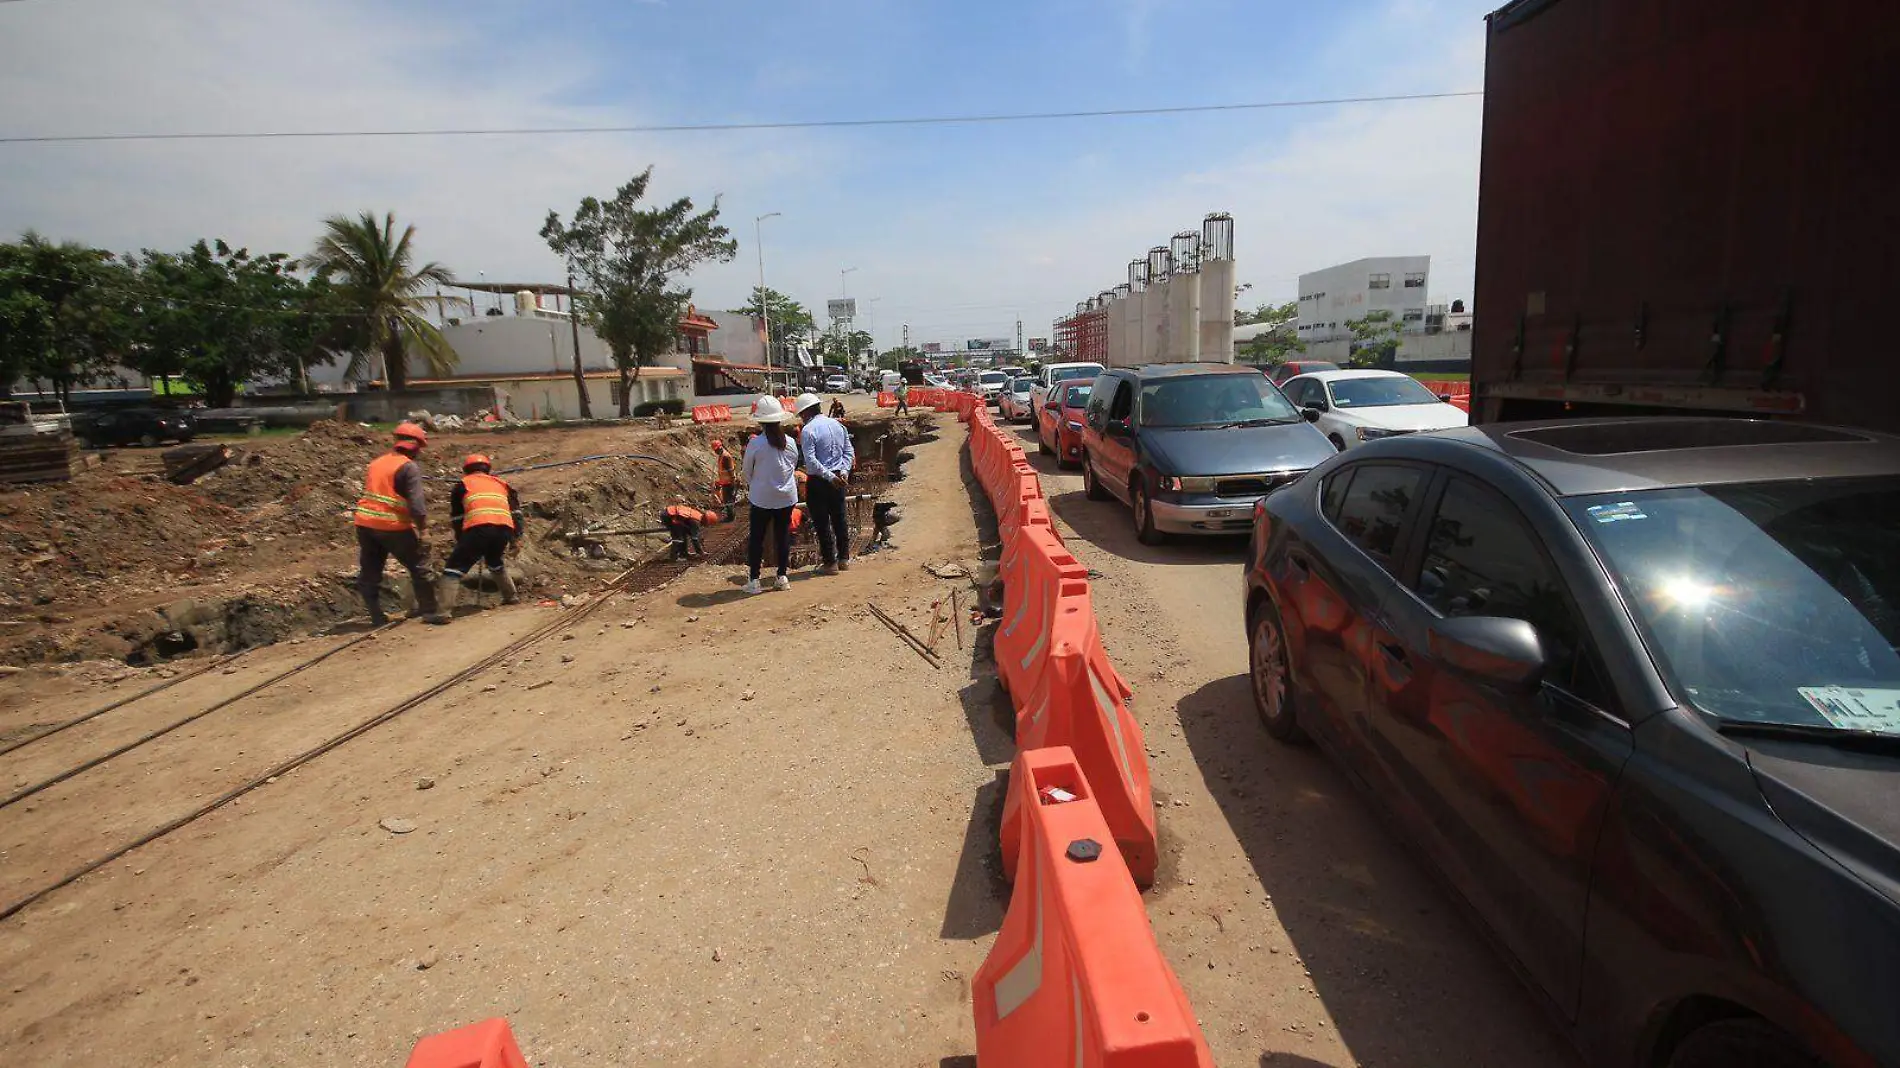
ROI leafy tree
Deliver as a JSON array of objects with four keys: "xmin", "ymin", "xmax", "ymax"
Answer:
[
  {"xmin": 132, "ymin": 240, "xmax": 340, "ymax": 406},
  {"xmin": 730, "ymin": 286, "xmax": 814, "ymax": 363},
  {"xmin": 1235, "ymin": 300, "xmax": 1306, "ymax": 366},
  {"xmin": 0, "ymin": 234, "xmax": 129, "ymax": 401},
  {"xmin": 306, "ymin": 212, "xmax": 457, "ymax": 392},
  {"xmin": 1345, "ymin": 309, "xmax": 1403, "ymax": 368},
  {"xmin": 542, "ymin": 167, "xmax": 738, "ymax": 418}
]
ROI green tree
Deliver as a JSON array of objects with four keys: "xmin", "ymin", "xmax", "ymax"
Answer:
[
  {"xmin": 133, "ymin": 240, "xmax": 340, "ymax": 406},
  {"xmin": 730, "ymin": 285, "xmax": 814, "ymax": 363},
  {"xmin": 0, "ymin": 234, "xmax": 129, "ymax": 401},
  {"xmin": 306, "ymin": 212, "xmax": 457, "ymax": 392},
  {"xmin": 542, "ymin": 168, "xmax": 737, "ymax": 418},
  {"xmin": 1345, "ymin": 309, "xmax": 1403, "ymax": 368},
  {"xmin": 1234, "ymin": 300, "xmax": 1306, "ymax": 366}
]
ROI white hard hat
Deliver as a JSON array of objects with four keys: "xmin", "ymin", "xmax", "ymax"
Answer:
[
  {"xmin": 795, "ymin": 392, "xmax": 824, "ymax": 414},
  {"xmin": 751, "ymin": 395, "xmax": 791, "ymax": 424}
]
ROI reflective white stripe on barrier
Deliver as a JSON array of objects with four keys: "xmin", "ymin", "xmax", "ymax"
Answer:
[
  {"xmin": 1090, "ymin": 663, "xmax": 1139, "ymax": 797},
  {"xmin": 993, "ymin": 849, "xmax": 1044, "ymax": 1018}
]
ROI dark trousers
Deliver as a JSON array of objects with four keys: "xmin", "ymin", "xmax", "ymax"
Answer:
[
  {"xmin": 356, "ymin": 526, "xmax": 438, "ymax": 618},
  {"xmin": 894, "ymin": 396, "xmax": 909, "ymax": 414},
  {"xmin": 747, "ymin": 505, "xmax": 793, "ymax": 579},
  {"xmin": 806, "ymin": 475, "xmax": 851, "ymax": 565},
  {"xmin": 661, "ymin": 515, "xmax": 705, "ymax": 559},
  {"xmin": 444, "ymin": 524, "xmax": 512, "ymax": 575}
]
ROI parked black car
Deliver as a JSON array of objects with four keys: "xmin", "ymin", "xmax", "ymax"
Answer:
[
  {"xmin": 1079, "ymin": 364, "xmax": 1335, "ymax": 543},
  {"xmin": 74, "ymin": 408, "xmax": 197, "ymax": 448},
  {"xmin": 1242, "ymin": 417, "xmax": 1900, "ymax": 1068}
]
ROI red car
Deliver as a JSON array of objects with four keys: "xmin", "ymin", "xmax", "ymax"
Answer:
[
  {"xmin": 1265, "ymin": 359, "xmax": 1339, "ymax": 386},
  {"xmin": 1036, "ymin": 380, "xmax": 1093, "ymax": 468}
]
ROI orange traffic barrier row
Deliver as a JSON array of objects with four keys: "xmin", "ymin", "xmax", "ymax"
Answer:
[
  {"xmin": 878, "ymin": 391, "xmax": 896, "ymax": 407},
  {"xmin": 974, "ymin": 747, "xmax": 1213, "ymax": 1067},
  {"xmin": 992, "ymin": 522, "xmax": 1152, "ymax": 884},
  {"xmin": 405, "ymin": 1018, "xmax": 528, "ymax": 1068},
  {"xmin": 691, "ymin": 404, "xmax": 734, "ymax": 424}
]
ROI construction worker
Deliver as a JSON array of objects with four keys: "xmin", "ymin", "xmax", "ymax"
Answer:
[
  {"xmin": 660, "ymin": 502, "xmax": 732, "ymax": 560},
  {"xmin": 829, "ymin": 397, "xmax": 847, "ymax": 419},
  {"xmin": 439, "ymin": 454, "xmax": 523, "ymax": 614},
  {"xmin": 711, "ymin": 438, "xmax": 737, "ymax": 506},
  {"xmin": 352, "ymin": 422, "xmax": 446, "ymax": 626}
]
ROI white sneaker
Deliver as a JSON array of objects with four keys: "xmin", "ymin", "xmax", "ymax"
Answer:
[
  {"xmin": 773, "ymin": 574, "xmax": 791, "ymax": 591},
  {"xmin": 742, "ymin": 579, "xmax": 762, "ymax": 595}
]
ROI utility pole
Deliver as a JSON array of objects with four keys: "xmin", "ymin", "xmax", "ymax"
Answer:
[
  {"xmin": 567, "ymin": 274, "xmax": 593, "ymax": 419},
  {"xmin": 755, "ymin": 212, "xmax": 780, "ymax": 373}
]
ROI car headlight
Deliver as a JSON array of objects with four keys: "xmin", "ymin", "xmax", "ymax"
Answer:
[
  {"xmin": 1157, "ymin": 476, "xmax": 1184, "ymax": 492},
  {"xmin": 1156, "ymin": 475, "xmax": 1218, "ymax": 493},
  {"xmin": 1065, "ymin": 421, "xmax": 1083, "ymax": 431},
  {"xmin": 1356, "ymin": 427, "xmax": 1398, "ymax": 441}
]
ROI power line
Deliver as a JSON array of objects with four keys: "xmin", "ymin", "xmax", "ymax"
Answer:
[{"xmin": 0, "ymin": 91, "xmax": 1482, "ymax": 146}]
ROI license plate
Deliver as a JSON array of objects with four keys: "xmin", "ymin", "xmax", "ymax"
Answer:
[{"xmin": 1205, "ymin": 509, "xmax": 1233, "ymax": 519}]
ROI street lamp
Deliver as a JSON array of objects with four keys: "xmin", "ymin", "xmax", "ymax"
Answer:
[
  {"xmin": 840, "ymin": 266, "xmax": 858, "ymax": 297},
  {"xmin": 755, "ymin": 212, "xmax": 781, "ymax": 370},
  {"xmin": 866, "ymin": 297, "xmax": 883, "ymax": 366}
]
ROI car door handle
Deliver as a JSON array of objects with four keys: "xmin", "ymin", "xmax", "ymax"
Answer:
[
  {"xmin": 1377, "ymin": 640, "xmax": 1408, "ymax": 664},
  {"xmin": 1288, "ymin": 554, "xmax": 1312, "ymax": 578}
]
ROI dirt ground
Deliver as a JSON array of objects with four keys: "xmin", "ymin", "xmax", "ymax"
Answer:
[
  {"xmin": 0, "ymin": 404, "xmax": 996, "ymax": 1066},
  {"xmin": 0, "ymin": 399, "xmax": 1579, "ymax": 1068},
  {"xmin": 0, "ymin": 406, "xmax": 921, "ymax": 666}
]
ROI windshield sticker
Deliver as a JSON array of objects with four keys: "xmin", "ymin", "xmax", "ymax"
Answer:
[
  {"xmin": 1586, "ymin": 502, "xmax": 1649, "ymax": 524},
  {"xmin": 1797, "ymin": 686, "xmax": 1900, "ymax": 733}
]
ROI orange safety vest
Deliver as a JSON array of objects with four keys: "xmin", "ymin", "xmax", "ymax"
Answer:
[
  {"xmin": 664, "ymin": 505, "xmax": 705, "ymax": 524},
  {"xmin": 354, "ymin": 452, "xmax": 417, "ymax": 531},
  {"xmin": 714, "ymin": 452, "xmax": 735, "ymax": 486},
  {"xmin": 460, "ymin": 472, "xmax": 515, "ymax": 531}
]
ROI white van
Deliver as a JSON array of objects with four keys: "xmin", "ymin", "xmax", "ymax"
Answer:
[{"xmin": 878, "ymin": 371, "xmax": 903, "ymax": 393}]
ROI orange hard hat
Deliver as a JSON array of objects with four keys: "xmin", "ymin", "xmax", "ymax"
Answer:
[
  {"xmin": 711, "ymin": 439, "xmax": 726, "ymax": 451},
  {"xmin": 463, "ymin": 454, "xmax": 491, "ymax": 473},
  {"xmin": 393, "ymin": 422, "xmax": 428, "ymax": 446}
]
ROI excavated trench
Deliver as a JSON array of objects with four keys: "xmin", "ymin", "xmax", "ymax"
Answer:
[{"xmin": 106, "ymin": 415, "xmax": 930, "ymax": 665}]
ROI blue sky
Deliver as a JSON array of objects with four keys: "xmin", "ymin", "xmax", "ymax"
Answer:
[{"xmin": 0, "ymin": 0, "xmax": 1494, "ymax": 351}]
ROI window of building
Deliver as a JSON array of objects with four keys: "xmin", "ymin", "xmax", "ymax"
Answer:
[
  {"xmin": 1330, "ymin": 464, "xmax": 1425, "ymax": 571},
  {"xmin": 1402, "ymin": 308, "xmax": 1425, "ymax": 322},
  {"xmin": 1368, "ymin": 273, "xmax": 1391, "ymax": 290},
  {"xmin": 1404, "ymin": 272, "xmax": 1426, "ymax": 288},
  {"xmin": 1412, "ymin": 478, "xmax": 1609, "ymax": 706}
]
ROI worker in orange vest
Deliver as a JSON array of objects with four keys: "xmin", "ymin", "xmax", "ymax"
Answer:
[
  {"xmin": 353, "ymin": 422, "xmax": 446, "ymax": 626},
  {"xmin": 439, "ymin": 454, "xmax": 524, "ymax": 613},
  {"xmin": 661, "ymin": 502, "xmax": 733, "ymax": 560},
  {"xmin": 712, "ymin": 438, "xmax": 737, "ymax": 505}
]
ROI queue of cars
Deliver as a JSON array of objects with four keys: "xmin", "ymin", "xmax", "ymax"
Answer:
[{"xmin": 1020, "ymin": 357, "xmax": 1900, "ymax": 1067}]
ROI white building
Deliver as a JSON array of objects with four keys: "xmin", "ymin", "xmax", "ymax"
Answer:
[{"xmin": 1295, "ymin": 256, "xmax": 1431, "ymax": 343}]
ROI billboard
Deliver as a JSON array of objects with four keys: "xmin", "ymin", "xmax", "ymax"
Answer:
[
  {"xmin": 921, "ymin": 342, "xmax": 943, "ymax": 353},
  {"xmin": 1028, "ymin": 337, "xmax": 1050, "ymax": 353},
  {"xmin": 966, "ymin": 337, "xmax": 1012, "ymax": 352},
  {"xmin": 827, "ymin": 298, "xmax": 857, "ymax": 321}
]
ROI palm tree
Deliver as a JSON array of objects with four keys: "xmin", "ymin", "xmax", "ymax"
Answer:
[{"xmin": 307, "ymin": 212, "xmax": 457, "ymax": 391}]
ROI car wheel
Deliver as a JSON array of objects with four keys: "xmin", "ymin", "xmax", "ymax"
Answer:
[
  {"xmin": 1667, "ymin": 1020, "xmax": 1823, "ymax": 1068},
  {"xmin": 1082, "ymin": 455, "xmax": 1109, "ymax": 501},
  {"xmin": 1130, "ymin": 479, "xmax": 1165, "ymax": 546},
  {"xmin": 1328, "ymin": 433, "xmax": 1347, "ymax": 452},
  {"xmin": 139, "ymin": 433, "xmax": 159, "ymax": 447},
  {"xmin": 1249, "ymin": 598, "xmax": 1307, "ymax": 742}
]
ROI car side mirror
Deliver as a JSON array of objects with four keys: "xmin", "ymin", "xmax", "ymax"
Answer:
[
  {"xmin": 1107, "ymin": 418, "xmax": 1132, "ymax": 437},
  {"xmin": 1438, "ymin": 393, "xmax": 1453, "ymax": 402},
  {"xmin": 1428, "ymin": 616, "xmax": 1547, "ymax": 689},
  {"xmin": 1303, "ymin": 401, "xmax": 1328, "ymax": 415},
  {"xmin": 1300, "ymin": 407, "xmax": 1321, "ymax": 424}
]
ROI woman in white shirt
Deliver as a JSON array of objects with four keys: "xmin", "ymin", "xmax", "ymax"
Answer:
[{"xmin": 741, "ymin": 397, "xmax": 801, "ymax": 594}]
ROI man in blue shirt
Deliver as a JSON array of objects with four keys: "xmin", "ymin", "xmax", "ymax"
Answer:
[{"xmin": 795, "ymin": 393, "xmax": 856, "ymax": 574}]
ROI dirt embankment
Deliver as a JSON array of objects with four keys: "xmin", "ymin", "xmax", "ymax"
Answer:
[{"xmin": 0, "ymin": 412, "xmax": 926, "ymax": 667}]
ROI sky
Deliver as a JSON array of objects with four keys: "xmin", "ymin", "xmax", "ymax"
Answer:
[{"xmin": 0, "ymin": 0, "xmax": 1494, "ymax": 353}]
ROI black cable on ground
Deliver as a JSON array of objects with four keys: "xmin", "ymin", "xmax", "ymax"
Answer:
[
  {"xmin": 0, "ymin": 651, "xmax": 246, "ymax": 759},
  {"xmin": 0, "ymin": 623, "xmax": 401, "ymax": 811},
  {"xmin": 0, "ymin": 570, "xmax": 639, "ymax": 923}
]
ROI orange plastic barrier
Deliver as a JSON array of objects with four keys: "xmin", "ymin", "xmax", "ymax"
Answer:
[
  {"xmin": 975, "ymin": 747, "xmax": 1213, "ymax": 1067},
  {"xmin": 715, "ymin": 405, "xmax": 731, "ymax": 421},
  {"xmin": 877, "ymin": 391, "xmax": 896, "ymax": 408},
  {"xmin": 691, "ymin": 405, "xmax": 712, "ymax": 424},
  {"xmin": 994, "ymin": 523, "xmax": 1151, "ymax": 885},
  {"xmin": 404, "ymin": 1018, "xmax": 528, "ymax": 1068}
]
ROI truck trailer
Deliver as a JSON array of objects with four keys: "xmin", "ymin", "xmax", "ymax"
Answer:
[{"xmin": 1472, "ymin": 0, "xmax": 1900, "ymax": 431}]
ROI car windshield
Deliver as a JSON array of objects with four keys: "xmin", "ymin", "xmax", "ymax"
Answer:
[
  {"xmin": 1051, "ymin": 365, "xmax": 1100, "ymax": 383},
  {"xmin": 1060, "ymin": 384, "xmax": 1092, "ymax": 408},
  {"xmin": 1138, "ymin": 375, "xmax": 1301, "ymax": 428},
  {"xmin": 980, "ymin": 372, "xmax": 1006, "ymax": 385},
  {"xmin": 1568, "ymin": 477, "xmax": 1900, "ymax": 733},
  {"xmin": 1326, "ymin": 376, "xmax": 1441, "ymax": 408},
  {"xmin": 1010, "ymin": 379, "xmax": 1032, "ymax": 394}
]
